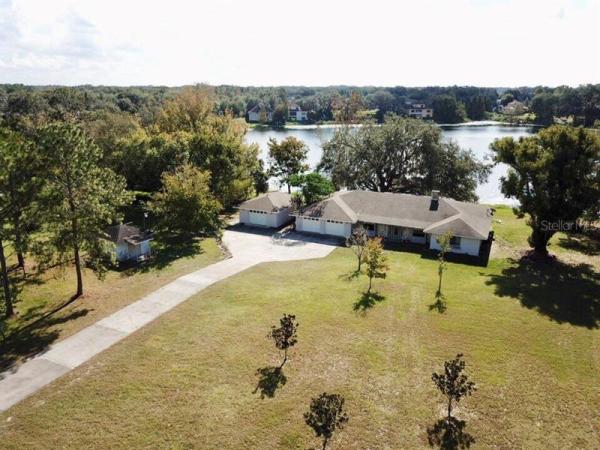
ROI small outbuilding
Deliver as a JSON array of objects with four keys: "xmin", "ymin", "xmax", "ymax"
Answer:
[
  {"xmin": 238, "ymin": 192, "xmax": 292, "ymax": 228},
  {"xmin": 107, "ymin": 223, "xmax": 153, "ymax": 263}
]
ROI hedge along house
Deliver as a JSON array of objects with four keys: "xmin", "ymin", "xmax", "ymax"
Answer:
[
  {"xmin": 293, "ymin": 190, "xmax": 493, "ymax": 257},
  {"xmin": 238, "ymin": 192, "xmax": 293, "ymax": 228}
]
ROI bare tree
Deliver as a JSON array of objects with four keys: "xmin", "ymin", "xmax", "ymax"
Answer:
[
  {"xmin": 304, "ymin": 392, "xmax": 349, "ymax": 450},
  {"xmin": 269, "ymin": 314, "xmax": 299, "ymax": 368},
  {"xmin": 436, "ymin": 232, "xmax": 452, "ymax": 295},
  {"xmin": 346, "ymin": 225, "xmax": 368, "ymax": 272}
]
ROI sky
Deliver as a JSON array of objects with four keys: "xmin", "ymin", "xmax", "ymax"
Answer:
[{"xmin": 0, "ymin": 0, "xmax": 598, "ymax": 87}]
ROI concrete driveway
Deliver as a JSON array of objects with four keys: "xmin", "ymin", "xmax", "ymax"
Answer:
[{"xmin": 0, "ymin": 226, "xmax": 339, "ymax": 411}]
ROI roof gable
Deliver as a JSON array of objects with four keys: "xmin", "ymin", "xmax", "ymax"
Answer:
[{"xmin": 238, "ymin": 192, "xmax": 291, "ymax": 213}]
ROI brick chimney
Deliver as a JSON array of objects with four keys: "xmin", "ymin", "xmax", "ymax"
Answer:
[{"xmin": 430, "ymin": 190, "xmax": 440, "ymax": 211}]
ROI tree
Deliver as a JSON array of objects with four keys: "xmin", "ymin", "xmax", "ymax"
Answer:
[
  {"xmin": 346, "ymin": 225, "xmax": 368, "ymax": 272},
  {"xmin": 289, "ymin": 172, "xmax": 335, "ymax": 205},
  {"xmin": 500, "ymin": 93, "xmax": 514, "ymax": 106},
  {"xmin": 271, "ymin": 103, "xmax": 288, "ymax": 128},
  {"xmin": 319, "ymin": 116, "xmax": 488, "ymax": 200},
  {"xmin": 363, "ymin": 237, "xmax": 389, "ymax": 293},
  {"xmin": 0, "ymin": 129, "xmax": 42, "ymax": 272},
  {"xmin": 0, "ymin": 237, "xmax": 13, "ymax": 317},
  {"xmin": 432, "ymin": 354, "xmax": 476, "ymax": 421},
  {"xmin": 267, "ymin": 137, "xmax": 309, "ymax": 193},
  {"xmin": 149, "ymin": 164, "xmax": 222, "ymax": 236},
  {"xmin": 36, "ymin": 122, "xmax": 133, "ymax": 298},
  {"xmin": 530, "ymin": 92, "xmax": 558, "ymax": 125},
  {"xmin": 155, "ymin": 86, "xmax": 261, "ymax": 208},
  {"xmin": 304, "ymin": 392, "xmax": 349, "ymax": 450},
  {"xmin": 252, "ymin": 159, "xmax": 270, "ymax": 195},
  {"xmin": 269, "ymin": 314, "xmax": 299, "ymax": 368},
  {"xmin": 333, "ymin": 91, "xmax": 364, "ymax": 123},
  {"xmin": 433, "ymin": 95, "xmax": 466, "ymax": 124},
  {"xmin": 436, "ymin": 232, "xmax": 452, "ymax": 295},
  {"xmin": 491, "ymin": 126, "xmax": 600, "ymax": 256}
]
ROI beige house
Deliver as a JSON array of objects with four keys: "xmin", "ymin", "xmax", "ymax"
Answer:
[
  {"xmin": 293, "ymin": 190, "xmax": 493, "ymax": 257},
  {"xmin": 107, "ymin": 224, "xmax": 153, "ymax": 263}
]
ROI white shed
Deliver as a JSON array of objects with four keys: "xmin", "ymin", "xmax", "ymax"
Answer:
[
  {"xmin": 238, "ymin": 192, "xmax": 293, "ymax": 228},
  {"xmin": 106, "ymin": 224, "xmax": 153, "ymax": 263}
]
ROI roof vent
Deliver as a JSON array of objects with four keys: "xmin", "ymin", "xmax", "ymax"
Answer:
[{"xmin": 430, "ymin": 190, "xmax": 440, "ymax": 211}]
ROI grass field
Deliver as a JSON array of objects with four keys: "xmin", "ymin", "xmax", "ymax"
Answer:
[
  {"xmin": 0, "ymin": 236, "xmax": 223, "ymax": 369},
  {"xmin": 0, "ymin": 208, "xmax": 599, "ymax": 449}
]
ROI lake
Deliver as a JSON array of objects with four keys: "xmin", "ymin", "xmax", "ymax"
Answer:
[{"xmin": 245, "ymin": 123, "xmax": 537, "ymax": 205}]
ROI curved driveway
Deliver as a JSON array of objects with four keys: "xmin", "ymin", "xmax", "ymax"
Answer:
[{"xmin": 0, "ymin": 227, "xmax": 339, "ymax": 411}]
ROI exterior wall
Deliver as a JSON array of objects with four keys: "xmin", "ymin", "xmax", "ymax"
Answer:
[
  {"xmin": 406, "ymin": 228, "xmax": 427, "ymax": 244},
  {"xmin": 240, "ymin": 208, "xmax": 291, "ymax": 228},
  {"xmin": 296, "ymin": 217, "xmax": 351, "ymax": 237},
  {"xmin": 239, "ymin": 209, "xmax": 250, "ymax": 224},
  {"xmin": 429, "ymin": 234, "xmax": 482, "ymax": 256},
  {"xmin": 115, "ymin": 243, "xmax": 129, "ymax": 262},
  {"xmin": 269, "ymin": 209, "xmax": 291, "ymax": 228},
  {"xmin": 408, "ymin": 108, "xmax": 433, "ymax": 118},
  {"xmin": 248, "ymin": 111, "xmax": 273, "ymax": 122},
  {"xmin": 116, "ymin": 241, "xmax": 151, "ymax": 262}
]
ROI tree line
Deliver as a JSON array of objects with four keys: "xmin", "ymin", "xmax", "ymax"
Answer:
[
  {"xmin": 3, "ymin": 83, "xmax": 599, "ymax": 126},
  {"xmin": 0, "ymin": 86, "xmax": 264, "ymax": 316}
]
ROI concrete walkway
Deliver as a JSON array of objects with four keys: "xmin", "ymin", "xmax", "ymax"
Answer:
[{"xmin": 0, "ymin": 227, "xmax": 339, "ymax": 412}]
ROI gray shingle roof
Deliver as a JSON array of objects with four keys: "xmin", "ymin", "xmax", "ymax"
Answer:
[
  {"xmin": 238, "ymin": 192, "xmax": 292, "ymax": 213},
  {"xmin": 106, "ymin": 224, "xmax": 153, "ymax": 245},
  {"xmin": 295, "ymin": 190, "xmax": 492, "ymax": 240}
]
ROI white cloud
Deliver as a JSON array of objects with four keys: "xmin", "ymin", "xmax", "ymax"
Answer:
[{"xmin": 0, "ymin": 0, "xmax": 598, "ymax": 86}]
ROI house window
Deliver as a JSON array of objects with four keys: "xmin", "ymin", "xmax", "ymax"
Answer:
[
  {"xmin": 413, "ymin": 230, "xmax": 425, "ymax": 237},
  {"xmin": 450, "ymin": 236, "xmax": 461, "ymax": 248},
  {"xmin": 365, "ymin": 223, "xmax": 375, "ymax": 231}
]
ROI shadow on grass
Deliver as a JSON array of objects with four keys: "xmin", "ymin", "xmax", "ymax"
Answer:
[
  {"xmin": 253, "ymin": 366, "xmax": 287, "ymax": 399},
  {"xmin": 427, "ymin": 417, "xmax": 475, "ymax": 449},
  {"xmin": 0, "ymin": 304, "xmax": 89, "ymax": 372},
  {"xmin": 353, "ymin": 291, "xmax": 385, "ymax": 314},
  {"xmin": 338, "ymin": 269, "xmax": 361, "ymax": 282},
  {"xmin": 557, "ymin": 234, "xmax": 600, "ymax": 256},
  {"xmin": 485, "ymin": 257, "xmax": 600, "ymax": 328},
  {"xmin": 119, "ymin": 233, "xmax": 206, "ymax": 275},
  {"xmin": 429, "ymin": 291, "xmax": 447, "ymax": 313}
]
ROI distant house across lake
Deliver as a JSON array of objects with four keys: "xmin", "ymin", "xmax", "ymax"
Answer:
[
  {"xmin": 247, "ymin": 105, "xmax": 274, "ymax": 123},
  {"xmin": 288, "ymin": 103, "xmax": 308, "ymax": 122},
  {"xmin": 407, "ymin": 103, "xmax": 433, "ymax": 119}
]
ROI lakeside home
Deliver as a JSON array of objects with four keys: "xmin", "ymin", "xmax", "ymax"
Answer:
[
  {"xmin": 238, "ymin": 190, "xmax": 494, "ymax": 259},
  {"xmin": 247, "ymin": 105, "xmax": 274, "ymax": 123},
  {"xmin": 407, "ymin": 103, "xmax": 433, "ymax": 118}
]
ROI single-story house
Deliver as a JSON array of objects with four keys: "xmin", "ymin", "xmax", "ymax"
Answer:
[
  {"xmin": 107, "ymin": 224, "xmax": 153, "ymax": 263},
  {"xmin": 247, "ymin": 105, "xmax": 274, "ymax": 123},
  {"xmin": 238, "ymin": 192, "xmax": 293, "ymax": 228},
  {"xmin": 294, "ymin": 190, "xmax": 493, "ymax": 256},
  {"xmin": 288, "ymin": 104, "xmax": 308, "ymax": 122},
  {"xmin": 407, "ymin": 103, "xmax": 433, "ymax": 119}
]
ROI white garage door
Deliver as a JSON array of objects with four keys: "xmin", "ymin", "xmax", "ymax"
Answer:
[
  {"xmin": 249, "ymin": 212, "xmax": 269, "ymax": 226},
  {"xmin": 302, "ymin": 218, "xmax": 322, "ymax": 233},
  {"xmin": 325, "ymin": 222, "xmax": 347, "ymax": 237}
]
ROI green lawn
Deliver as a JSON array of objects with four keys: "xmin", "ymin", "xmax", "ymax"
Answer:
[
  {"xmin": 1, "ymin": 211, "xmax": 599, "ymax": 448},
  {"xmin": 0, "ymin": 236, "xmax": 223, "ymax": 369}
]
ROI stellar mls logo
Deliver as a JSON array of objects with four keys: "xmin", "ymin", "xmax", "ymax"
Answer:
[{"xmin": 540, "ymin": 219, "xmax": 588, "ymax": 233}]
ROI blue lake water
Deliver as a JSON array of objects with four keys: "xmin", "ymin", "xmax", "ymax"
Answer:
[{"xmin": 245, "ymin": 124, "xmax": 537, "ymax": 205}]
